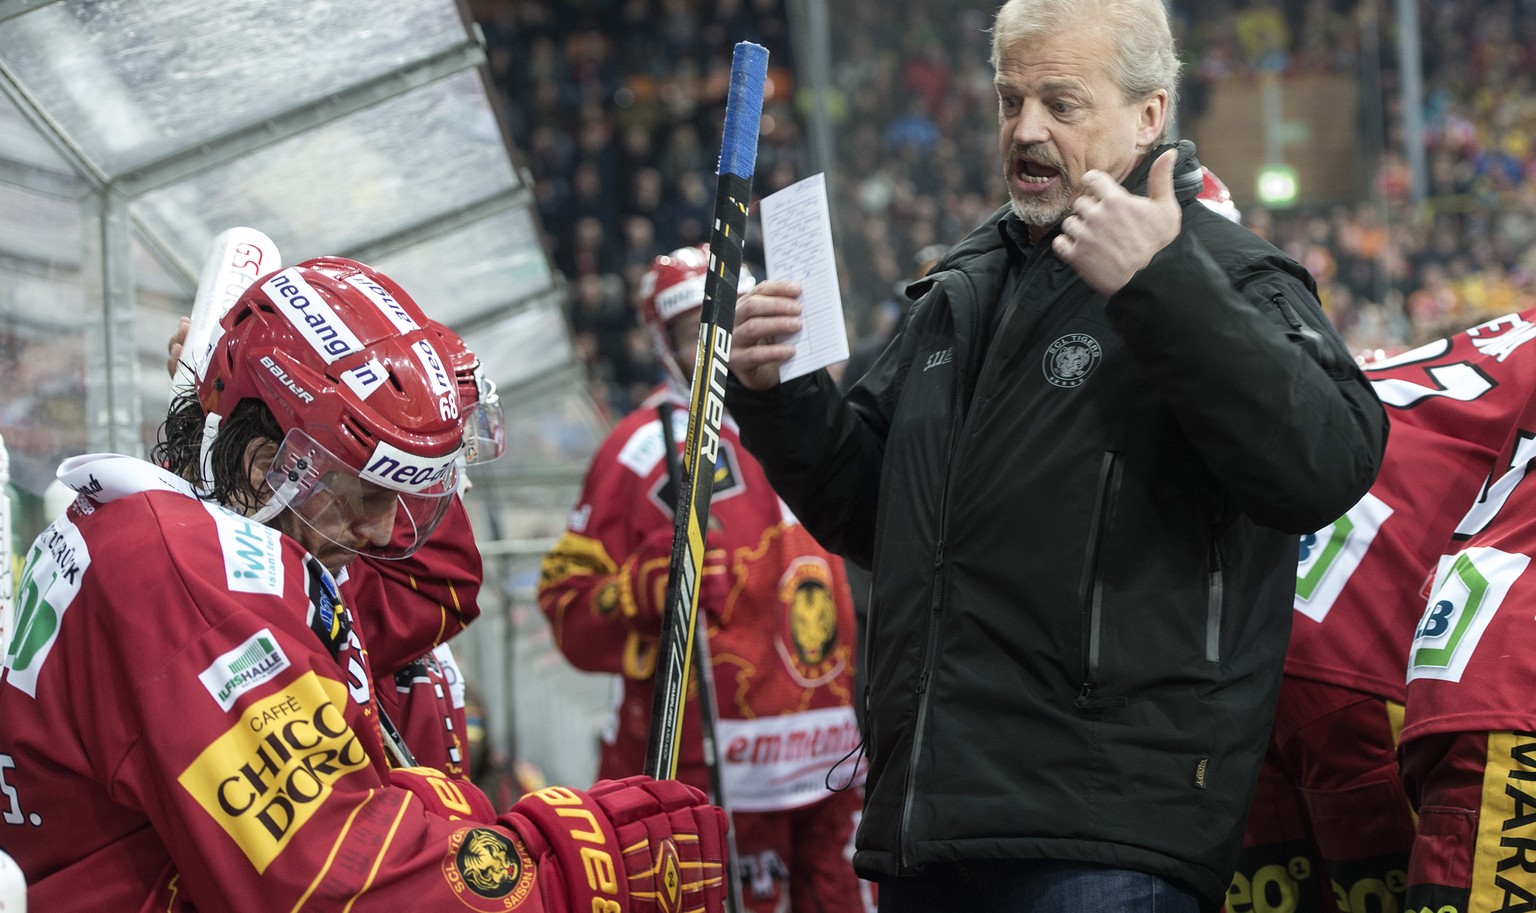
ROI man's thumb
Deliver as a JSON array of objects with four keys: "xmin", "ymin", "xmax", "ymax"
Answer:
[{"xmin": 1148, "ymin": 147, "xmax": 1179, "ymax": 202}]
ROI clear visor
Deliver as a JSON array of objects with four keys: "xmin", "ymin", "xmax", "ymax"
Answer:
[
  {"xmin": 261, "ymin": 427, "xmax": 459, "ymax": 560},
  {"xmin": 462, "ymin": 374, "xmax": 506, "ymax": 465}
]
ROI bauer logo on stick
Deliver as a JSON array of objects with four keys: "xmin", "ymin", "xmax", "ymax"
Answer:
[{"xmin": 645, "ymin": 40, "xmax": 770, "ymax": 791}]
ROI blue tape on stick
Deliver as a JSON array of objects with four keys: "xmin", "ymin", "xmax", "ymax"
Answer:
[{"xmin": 717, "ymin": 42, "xmax": 769, "ymax": 179}]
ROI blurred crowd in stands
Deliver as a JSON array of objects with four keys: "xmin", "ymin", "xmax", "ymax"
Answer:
[{"xmin": 469, "ymin": 0, "xmax": 1536, "ymax": 419}]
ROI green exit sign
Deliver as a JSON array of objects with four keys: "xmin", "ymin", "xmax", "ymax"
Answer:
[{"xmin": 1257, "ymin": 164, "xmax": 1299, "ymax": 207}]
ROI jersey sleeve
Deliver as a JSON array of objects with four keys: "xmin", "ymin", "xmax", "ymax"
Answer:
[
  {"xmin": 347, "ymin": 494, "xmax": 483, "ymax": 676},
  {"xmin": 380, "ymin": 643, "xmax": 471, "ymax": 778},
  {"xmin": 538, "ymin": 411, "xmax": 672, "ymax": 679},
  {"xmin": 3, "ymin": 493, "xmax": 570, "ymax": 913}
]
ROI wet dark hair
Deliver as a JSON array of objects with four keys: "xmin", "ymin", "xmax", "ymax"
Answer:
[{"xmin": 152, "ymin": 387, "xmax": 282, "ymax": 514}]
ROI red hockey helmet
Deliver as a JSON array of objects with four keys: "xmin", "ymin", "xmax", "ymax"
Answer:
[
  {"xmin": 198, "ymin": 256, "xmax": 464, "ymax": 559},
  {"xmin": 636, "ymin": 243, "xmax": 754, "ymax": 386},
  {"xmin": 1196, "ymin": 166, "xmax": 1241, "ymax": 223},
  {"xmin": 429, "ymin": 319, "xmax": 505, "ymax": 465}
]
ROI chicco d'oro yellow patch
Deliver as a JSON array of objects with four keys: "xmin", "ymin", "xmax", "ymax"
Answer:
[{"xmin": 178, "ymin": 671, "xmax": 368, "ymax": 871}]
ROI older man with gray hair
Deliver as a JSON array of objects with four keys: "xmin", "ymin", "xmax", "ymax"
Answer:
[{"xmin": 723, "ymin": 0, "xmax": 1388, "ymax": 910}]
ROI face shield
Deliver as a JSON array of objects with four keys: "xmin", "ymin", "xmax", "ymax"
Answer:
[
  {"xmin": 253, "ymin": 427, "xmax": 460, "ymax": 561},
  {"xmin": 461, "ymin": 371, "xmax": 506, "ymax": 465}
]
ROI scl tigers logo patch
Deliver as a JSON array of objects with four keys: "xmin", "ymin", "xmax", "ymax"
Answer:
[
  {"xmin": 1043, "ymin": 333, "xmax": 1102, "ymax": 388},
  {"xmin": 442, "ymin": 826, "xmax": 536, "ymax": 910},
  {"xmin": 776, "ymin": 556, "xmax": 847, "ymax": 686}
]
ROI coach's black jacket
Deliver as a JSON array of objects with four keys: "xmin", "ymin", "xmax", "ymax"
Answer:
[{"xmin": 727, "ymin": 142, "xmax": 1387, "ymax": 907}]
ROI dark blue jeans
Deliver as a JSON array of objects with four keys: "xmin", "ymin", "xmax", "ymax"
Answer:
[{"xmin": 877, "ymin": 859, "xmax": 1203, "ymax": 913}]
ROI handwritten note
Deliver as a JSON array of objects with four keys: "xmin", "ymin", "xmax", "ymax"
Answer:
[{"xmin": 759, "ymin": 173, "xmax": 849, "ymax": 381}]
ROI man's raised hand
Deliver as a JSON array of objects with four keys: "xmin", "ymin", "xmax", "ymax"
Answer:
[{"xmin": 1053, "ymin": 147, "xmax": 1182, "ymax": 297}]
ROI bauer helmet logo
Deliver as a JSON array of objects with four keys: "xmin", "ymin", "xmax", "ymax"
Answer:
[{"xmin": 259, "ymin": 355, "xmax": 315, "ymax": 405}]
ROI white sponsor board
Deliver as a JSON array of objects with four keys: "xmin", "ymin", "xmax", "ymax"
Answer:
[{"xmin": 715, "ymin": 705, "xmax": 865, "ymax": 812}]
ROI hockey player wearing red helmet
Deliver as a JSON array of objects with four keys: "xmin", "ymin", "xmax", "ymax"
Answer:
[
  {"xmin": 2, "ymin": 256, "xmax": 728, "ymax": 912},
  {"xmin": 540, "ymin": 244, "xmax": 874, "ymax": 913},
  {"xmin": 163, "ymin": 287, "xmax": 505, "ymax": 782}
]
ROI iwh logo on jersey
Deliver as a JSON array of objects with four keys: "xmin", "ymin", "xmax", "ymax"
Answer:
[
  {"xmin": 210, "ymin": 505, "xmax": 284, "ymax": 597},
  {"xmin": 1043, "ymin": 333, "xmax": 1102, "ymax": 388}
]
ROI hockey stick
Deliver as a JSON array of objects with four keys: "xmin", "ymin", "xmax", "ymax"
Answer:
[
  {"xmin": 173, "ymin": 226, "xmax": 280, "ymax": 396},
  {"xmin": 657, "ymin": 403, "xmax": 746, "ymax": 913},
  {"xmin": 643, "ymin": 41, "xmax": 769, "ymax": 781}
]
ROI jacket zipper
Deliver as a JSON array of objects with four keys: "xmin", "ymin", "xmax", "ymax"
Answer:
[
  {"xmin": 897, "ymin": 316, "xmax": 979, "ymax": 869},
  {"xmin": 1076, "ymin": 451, "xmax": 1126, "ymax": 710},
  {"xmin": 897, "ymin": 426, "xmax": 960, "ymax": 869},
  {"xmin": 1206, "ymin": 525, "xmax": 1224, "ymax": 663}
]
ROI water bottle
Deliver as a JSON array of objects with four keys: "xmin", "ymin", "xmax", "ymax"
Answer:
[{"xmin": 0, "ymin": 847, "xmax": 24, "ymax": 912}]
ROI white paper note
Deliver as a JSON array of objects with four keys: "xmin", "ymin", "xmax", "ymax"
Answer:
[{"xmin": 759, "ymin": 173, "xmax": 849, "ymax": 382}]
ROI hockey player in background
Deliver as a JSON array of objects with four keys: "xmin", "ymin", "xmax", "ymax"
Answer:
[
  {"xmin": 1398, "ymin": 329, "xmax": 1536, "ymax": 908},
  {"xmin": 1237, "ymin": 309, "xmax": 1536, "ymax": 911},
  {"xmin": 0, "ymin": 256, "xmax": 727, "ymax": 912},
  {"xmin": 538, "ymin": 244, "xmax": 872, "ymax": 913}
]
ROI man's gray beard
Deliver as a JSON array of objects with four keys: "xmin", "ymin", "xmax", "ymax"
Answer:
[{"xmin": 1008, "ymin": 189, "xmax": 1072, "ymax": 228}]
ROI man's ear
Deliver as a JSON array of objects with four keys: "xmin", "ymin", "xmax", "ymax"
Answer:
[
  {"xmin": 1135, "ymin": 89, "xmax": 1169, "ymax": 150},
  {"xmin": 243, "ymin": 438, "xmax": 278, "ymax": 504}
]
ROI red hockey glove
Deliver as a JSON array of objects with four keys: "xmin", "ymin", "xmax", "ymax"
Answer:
[
  {"xmin": 510, "ymin": 775, "xmax": 730, "ymax": 913},
  {"xmin": 389, "ymin": 766, "xmax": 497, "ymax": 824},
  {"xmin": 619, "ymin": 527, "xmax": 730, "ymax": 633}
]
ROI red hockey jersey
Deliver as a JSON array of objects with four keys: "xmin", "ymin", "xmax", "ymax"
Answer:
[
  {"xmin": 345, "ymin": 495, "xmax": 482, "ymax": 777},
  {"xmin": 0, "ymin": 455, "xmax": 590, "ymax": 911},
  {"xmin": 1288, "ymin": 310, "xmax": 1536, "ymax": 701},
  {"xmin": 1403, "ymin": 384, "xmax": 1536, "ymax": 740},
  {"xmin": 539, "ymin": 386, "xmax": 863, "ymax": 811}
]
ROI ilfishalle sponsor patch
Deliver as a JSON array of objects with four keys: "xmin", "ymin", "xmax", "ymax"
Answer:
[{"xmin": 198, "ymin": 629, "xmax": 291, "ymax": 711}]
